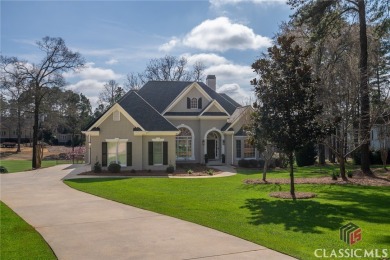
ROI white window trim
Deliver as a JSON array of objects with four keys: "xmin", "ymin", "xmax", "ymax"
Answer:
[
  {"xmin": 176, "ymin": 124, "xmax": 195, "ymax": 160},
  {"xmin": 105, "ymin": 138, "xmax": 128, "ymax": 167}
]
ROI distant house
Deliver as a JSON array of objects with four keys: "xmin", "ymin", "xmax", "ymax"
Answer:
[
  {"xmin": 82, "ymin": 75, "xmax": 257, "ymax": 170},
  {"xmin": 370, "ymin": 123, "xmax": 390, "ymax": 151},
  {"xmin": 0, "ymin": 116, "xmax": 33, "ymax": 143}
]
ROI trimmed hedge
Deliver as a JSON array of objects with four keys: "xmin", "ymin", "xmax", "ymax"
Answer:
[{"xmin": 108, "ymin": 162, "xmax": 121, "ymax": 173}]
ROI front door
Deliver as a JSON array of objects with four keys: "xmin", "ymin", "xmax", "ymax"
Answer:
[{"xmin": 207, "ymin": 140, "xmax": 216, "ymax": 159}]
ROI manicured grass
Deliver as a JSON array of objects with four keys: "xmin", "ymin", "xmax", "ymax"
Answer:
[
  {"xmin": 0, "ymin": 201, "xmax": 56, "ymax": 259},
  {"xmin": 0, "ymin": 160, "xmax": 64, "ymax": 173},
  {"xmin": 65, "ymin": 166, "xmax": 390, "ymax": 260}
]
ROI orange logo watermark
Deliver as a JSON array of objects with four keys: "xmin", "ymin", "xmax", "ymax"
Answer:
[{"xmin": 340, "ymin": 222, "xmax": 362, "ymax": 245}]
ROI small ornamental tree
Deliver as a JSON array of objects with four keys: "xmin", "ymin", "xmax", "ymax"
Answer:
[{"xmin": 251, "ymin": 35, "xmax": 326, "ymax": 197}]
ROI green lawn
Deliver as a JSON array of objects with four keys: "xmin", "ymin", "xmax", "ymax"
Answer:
[
  {"xmin": 0, "ymin": 160, "xmax": 65, "ymax": 173},
  {"xmin": 0, "ymin": 201, "xmax": 56, "ymax": 260},
  {"xmin": 65, "ymin": 167, "xmax": 390, "ymax": 260}
]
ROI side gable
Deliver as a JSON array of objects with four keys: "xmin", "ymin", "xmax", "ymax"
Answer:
[
  {"xmin": 84, "ymin": 91, "xmax": 178, "ymax": 133},
  {"xmin": 224, "ymin": 106, "xmax": 254, "ymax": 134},
  {"xmin": 199, "ymin": 100, "xmax": 229, "ymax": 117},
  {"xmin": 83, "ymin": 103, "xmax": 144, "ymax": 133}
]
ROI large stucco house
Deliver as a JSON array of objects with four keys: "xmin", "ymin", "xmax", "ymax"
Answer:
[{"xmin": 82, "ymin": 75, "xmax": 257, "ymax": 170}]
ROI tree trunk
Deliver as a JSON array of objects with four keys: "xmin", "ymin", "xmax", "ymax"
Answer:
[
  {"xmin": 289, "ymin": 152, "xmax": 295, "ymax": 199},
  {"xmin": 16, "ymin": 107, "xmax": 21, "ymax": 153},
  {"xmin": 32, "ymin": 93, "xmax": 39, "ymax": 169},
  {"xmin": 380, "ymin": 148, "xmax": 388, "ymax": 170},
  {"xmin": 262, "ymin": 160, "xmax": 268, "ymax": 181},
  {"xmin": 338, "ymin": 156, "xmax": 348, "ymax": 181},
  {"xmin": 318, "ymin": 143, "xmax": 325, "ymax": 165},
  {"xmin": 357, "ymin": 0, "xmax": 371, "ymax": 175}
]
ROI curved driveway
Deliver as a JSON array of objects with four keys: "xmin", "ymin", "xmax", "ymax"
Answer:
[{"xmin": 0, "ymin": 164, "xmax": 295, "ymax": 260}]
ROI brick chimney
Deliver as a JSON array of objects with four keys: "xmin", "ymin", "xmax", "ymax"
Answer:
[{"xmin": 206, "ymin": 75, "xmax": 216, "ymax": 92}]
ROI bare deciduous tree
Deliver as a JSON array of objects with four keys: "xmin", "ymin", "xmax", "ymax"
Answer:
[
  {"xmin": 0, "ymin": 36, "xmax": 85, "ymax": 168},
  {"xmin": 98, "ymin": 80, "xmax": 124, "ymax": 107}
]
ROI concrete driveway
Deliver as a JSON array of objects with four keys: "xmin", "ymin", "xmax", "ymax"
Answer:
[{"xmin": 0, "ymin": 164, "xmax": 295, "ymax": 260}]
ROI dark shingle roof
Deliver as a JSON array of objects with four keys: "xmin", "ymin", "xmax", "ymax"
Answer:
[
  {"xmin": 197, "ymin": 82, "xmax": 238, "ymax": 115},
  {"xmin": 137, "ymin": 81, "xmax": 239, "ymax": 115},
  {"xmin": 137, "ymin": 81, "xmax": 193, "ymax": 113},
  {"xmin": 220, "ymin": 93, "xmax": 241, "ymax": 107},
  {"xmin": 118, "ymin": 91, "xmax": 178, "ymax": 131}
]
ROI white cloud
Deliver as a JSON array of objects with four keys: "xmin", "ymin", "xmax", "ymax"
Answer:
[
  {"xmin": 160, "ymin": 17, "xmax": 272, "ymax": 52},
  {"xmin": 64, "ymin": 62, "xmax": 123, "ymax": 81},
  {"xmin": 159, "ymin": 37, "xmax": 180, "ymax": 52},
  {"xmin": 65, "ymin": 79, "xmax": 106, "ymax": 108},
  {"xmin": 204, "ymin": 63, "xmax": 254, "ymax": 81},
  {"xmin": 105, "ymin": 58, "xmax": 119, "ymax": 65},
  {"xmin": 217, "ymin": 83, "xmax": 251, "ymax": 104},
  {"xmin": 210, "ymin": 0, "xmax": 286, "ymax": 8},
  {"xmin": 183, "ymin": 53, "xmax": 229, "ymax": 67}
]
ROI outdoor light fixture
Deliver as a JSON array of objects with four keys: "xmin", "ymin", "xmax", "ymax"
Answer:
[
  {"xmin": 223, "ymin": 140, "xmax": 225, "ymax": 145},
  {"xmin": 202, "ymin": 140, "xmax": 205, "ymax": 145}
]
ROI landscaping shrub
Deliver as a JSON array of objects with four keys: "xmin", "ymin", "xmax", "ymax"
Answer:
[
  {"xmin": 347, "ymin": 171, "xmax": 353, "ymax": 178},
  {"xmin": 108, "ymin": 162, "xmax": 121, "ymax": 173},
  {"xmin": 93, "ymin": 162, "xmax": 102, "ymax": 173},
  {"xmin": 275, "ymin": 154, "xmax": 289, "ymax": 168},
  {"xmin": 187, "ymin": 169, "xmax": 193, "ymax": 174},
  {"xmin": 130, "ymin": 169, "xmax": 136, "ymax": 173},
  {"xmin": 205, "ymin": 169, "xmax": 214, "ymax": 175},
  {"xmin": 296, "ymin": 142, "xmax": 317, "ymax": 167},
  {"xmin": 353, "ymin": 149, "xmax": 390, "ymax": 165},
  {"xmin": 166, "ymin": 165, "xmax": 175, "ymax": 173},
  {"xmin": 331, "ymin": 171, "xmax": 338, "ymax": 180},
  {"xmin": 249, "ymin": 159, "xmax": 258, "ymax": 168},
  {"xmin": 0, "ymin": 166, "xmax": 8, "ymax": 174},
  {"xmin": 238, "ymin": 159, "xmax": 249, "ymax": 168}
]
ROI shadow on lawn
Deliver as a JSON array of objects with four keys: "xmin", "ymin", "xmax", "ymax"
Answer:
[
  {"xmin": 242, "ymin": 186, "xmax": 390, "ymax": 234},
  {"xmin": 242, "ymin": 198, "xmax": 345, "ymax": 234}
]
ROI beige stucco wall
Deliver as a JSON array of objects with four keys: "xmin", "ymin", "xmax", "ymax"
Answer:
[
  {"xmin": 206, "ymin": 104, "xmax": 223, "ymax": 113},
  {"xmin": 88, "ymin": 110, "xmax": 143, "ymax": 170},
  {"xmin": 142, "ymin": 135, "xmax": 176, "ymax": 171}
]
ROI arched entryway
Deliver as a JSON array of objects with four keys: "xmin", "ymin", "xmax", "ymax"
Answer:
[{"xmin": 204, "ymin": 128, "xmax": 225, "ymax": 162}]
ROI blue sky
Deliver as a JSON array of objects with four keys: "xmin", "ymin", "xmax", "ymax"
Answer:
[{"xmin": 1, "ymin": 0, "xmax": 292, "ymax": 107}]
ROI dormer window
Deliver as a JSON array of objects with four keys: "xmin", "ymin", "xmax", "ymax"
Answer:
[
  {"xmin": 191, "ymin": 98, "xmax": 198, "ymax": 109},
  {"xmin": 187, "ymin": 97, "xmax": 202, "ymax": 109}
]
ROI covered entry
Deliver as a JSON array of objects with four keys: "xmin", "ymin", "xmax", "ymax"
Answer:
[{"xmin": 204, "ymin": 128, "xmax": 225, "ymax": 162}]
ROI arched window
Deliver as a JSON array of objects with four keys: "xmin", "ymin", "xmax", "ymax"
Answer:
[
  {"xmin": 176, "ymin": 127, "xmax": 193, "ymax": 160},
  {"xmin": 191, "ymin": 98, "xmax": 198, "ymax": 109}
]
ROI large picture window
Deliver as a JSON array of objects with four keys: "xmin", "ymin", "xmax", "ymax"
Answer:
[
  {"xmin": 244, "ymin": 139, "xmax": 255, "ymax": 158},
  {"xmin": 107, "ymin": 141, "xmax": 126, "ymax": 166},
  {"xmin": 176, "ymin": 127, "xmax": 193, "ymax": 160}
]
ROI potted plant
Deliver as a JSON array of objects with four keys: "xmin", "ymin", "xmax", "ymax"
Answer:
[{"xmin": 204, "ymin": 154, "xmax": 208, "ymax": 164}]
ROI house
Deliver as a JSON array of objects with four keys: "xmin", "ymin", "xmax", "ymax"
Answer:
[
  {"xmin": 370, "ymin": 123, "xmax": 390, "ymax": 151},
  {"xmin": 82, "ymin": 75, "xmax": 257, "ymax": 170}
]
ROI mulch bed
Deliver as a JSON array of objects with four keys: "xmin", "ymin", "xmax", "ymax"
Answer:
[
  {"xmin": 79, "ymin": 164, "xmax": 221, "ymax": 177},
  {"xmin": 244, "ymin": 170, "xmax": 390, "ymax": 187},
  {"xmin": 269, "ymin": 192, "xmax": 316, "ymax": 199}
]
